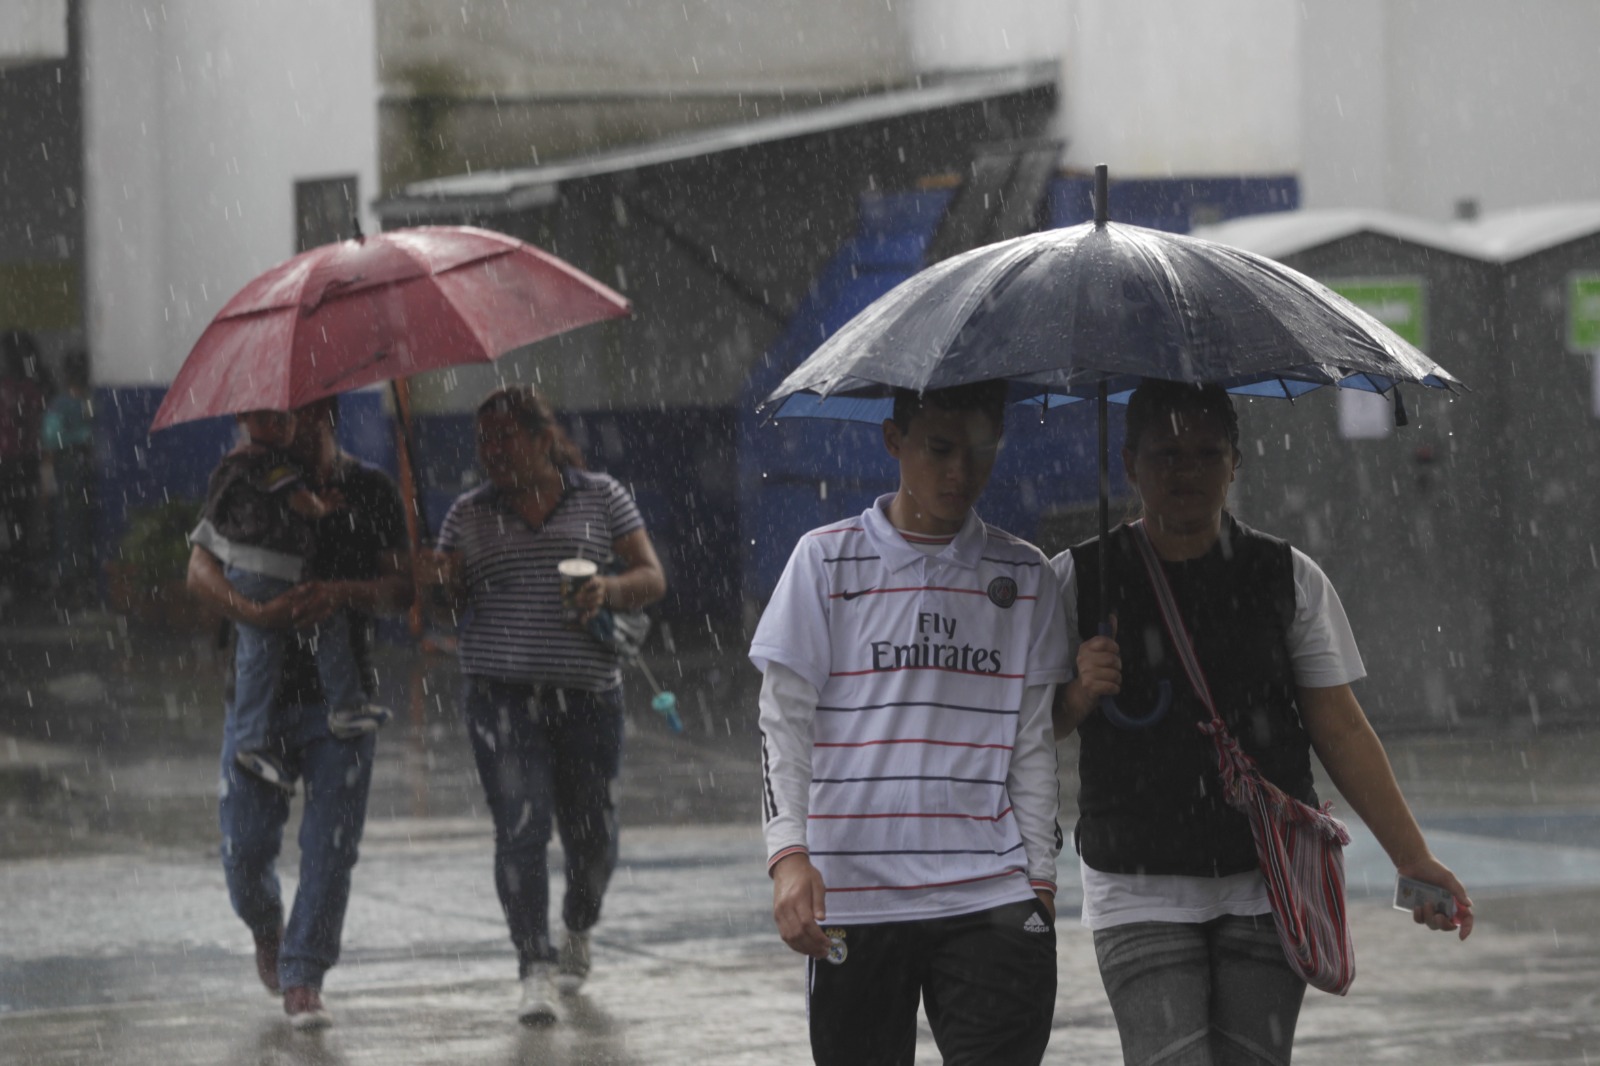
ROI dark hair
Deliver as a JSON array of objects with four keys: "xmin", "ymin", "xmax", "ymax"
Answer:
[
  {"xmin": 1124, "ymin": 379, "xmax": 1240, "ymax": 454},
  {"xmin": 476, "ymin": 384, "xmax": 585, "ymax": 470},
  {"xmin": 889, "ymin": 380, "xmax": 1009, "ymax": 434}
]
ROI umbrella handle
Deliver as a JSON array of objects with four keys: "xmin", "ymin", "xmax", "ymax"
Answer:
[
  {"xmin": 1099, "ymin": 685, "xmax": 1172, "ymax": 729},
  {"xmin": 1094, "ymin": 621, "xmax": 1173, "ymax": 728}
]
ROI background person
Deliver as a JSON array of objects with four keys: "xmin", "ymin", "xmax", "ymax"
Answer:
[
  {"xmin": 38, "ymin": 348, "xmax": 96, "ymax": 605},
  {"xmin": 0, "ymin": 328, "xmax": 47, "ymax": 610},
  {"xmin": 752, "ymin": 381, "xmax": 1069, "ymax": 1066},
  {"xmin": 1053, "ymin": 378, "xmax": 1472, "ymax": 1066},
  {"xmin": 418, "ymin": 384, "xmax": 666, "ymax": 1025},
  {"xmin": 187, "ymin": 396, "xmax": 412, "ymax": 1030}
]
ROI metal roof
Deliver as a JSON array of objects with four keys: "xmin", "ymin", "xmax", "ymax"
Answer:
[
  {"xmin": 1192, "ymin": 208, "xmax": 1489, "ymax": 261},
  {"xmin": 1450, "ymin": 202, "xmax": 1600, "ymax": 262},
  {"xmin": 376, "ymin": 61, "xmax": 1058, "ymax": 219},
  {"xmin": 1196, "ymin": 203, "xmax": 1600, "ymax": 265}
]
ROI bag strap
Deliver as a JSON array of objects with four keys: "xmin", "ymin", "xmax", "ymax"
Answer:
[
  {"xmin": 1128, "ymin": 520, "xmax": 1264, "ymax": 805},
  {"xmin": 1131, "ymin": 520, "xmax": 1351, "ymax": 842},
  {"xmin": 1129, "ymin": 520, "xmax": 1226, "ymax": 733}
]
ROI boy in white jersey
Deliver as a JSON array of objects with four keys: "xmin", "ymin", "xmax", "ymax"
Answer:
[{"xmin": 751, "ymin": 380, "xmax": 1069, "ymax": 1065}]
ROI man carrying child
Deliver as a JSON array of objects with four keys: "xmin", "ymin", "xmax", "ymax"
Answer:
[{"xmin": 190, "ymin": 408, "xmax": 393, "ymax": 788}]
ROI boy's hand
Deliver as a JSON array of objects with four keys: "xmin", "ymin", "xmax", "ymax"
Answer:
[
  {"xmin": 1035, "ymin": 889, "xmax": 1056, "ymax": 923},
  {"xmin": 770, "ymin": 853, "xmax": 832, "ymax": 958}
]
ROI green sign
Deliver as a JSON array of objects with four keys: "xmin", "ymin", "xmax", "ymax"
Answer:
[
  {"xmin": 1568, "ymin": 273, "xmax": 1600, "ymax": 352},
  {"xmin": 1329, "ymin": 277, "xmax": 1426, "ymax": 348}
]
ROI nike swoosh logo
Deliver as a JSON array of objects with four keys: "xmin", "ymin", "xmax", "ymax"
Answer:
[{"xmin": 839, "ymin": 588, "xmax": 877, "ymax": 601}]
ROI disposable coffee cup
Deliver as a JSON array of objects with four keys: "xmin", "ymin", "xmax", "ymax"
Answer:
[{"xmin": 558, "ymin": 558, "xmax": 599, "ymax": 626}]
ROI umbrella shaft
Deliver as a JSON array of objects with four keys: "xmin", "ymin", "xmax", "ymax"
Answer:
[{"xmin": 1098, "ymin": 382, "xmax": 1110, "ymax": 626}]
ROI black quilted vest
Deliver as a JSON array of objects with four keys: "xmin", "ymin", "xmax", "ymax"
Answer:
[{"xmin": 1069, "ymin": 514, "xmax": 1315, "ymax": 877}]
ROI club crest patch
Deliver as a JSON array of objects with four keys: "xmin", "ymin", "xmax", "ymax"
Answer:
[
  {"xmin": 987, "ymin": 576, "xmax": 1018, "ymax": 608},
  {"xmin": 823, "ymin": 928, "xmax": 848, "ymax": 965}
]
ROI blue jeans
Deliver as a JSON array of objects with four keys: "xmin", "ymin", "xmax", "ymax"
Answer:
[
  {"xmin": 1094, "ymin": 915, "xmax": 1306, "ymax": 1066},
  {"xmin": 218, "ymin": 697, "xmax": 376, "ymax": 991},
  {"xmin": 461, "ymin": 677, "xmax": 625, "ymax": 977},
  {"xmin": 226, "ymin": 564, "xmax": 361, "ymax": 754}
]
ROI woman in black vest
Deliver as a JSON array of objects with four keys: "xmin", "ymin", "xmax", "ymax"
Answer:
[{"xmin": 1051, "ymin": 379, "xmax": 1471, "ymax": 1066}]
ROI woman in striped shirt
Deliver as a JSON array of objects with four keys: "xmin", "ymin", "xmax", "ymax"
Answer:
[{"xmin": 419, "ymin": 385, "xmax": 666, "ymax": 1025}]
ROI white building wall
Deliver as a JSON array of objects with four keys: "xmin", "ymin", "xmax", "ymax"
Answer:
[
  {"xmin": 905, "ymin": 0, "xmax": 1070, "ymax": 72},
  {"xmin": 1297, "ymin": 0, "xmax": 1389, "ymax": 208},
  {"xmin": 1, "ymin": 0, "xmax": 68, "ymax": 64},
  {"xmin": 908, "ymin": 0, "xmax": 1299, "ymax": 177},
  {"xmin": 1381, "ymin": 0, "xmax": 1600, "ymax": 220},
  {"xmin": 1301, "ymin": 0, "xmax": 1600, "ymax": 218},
  {"xmin": 83, "ymin": 0, "xmax": 379, "ymax": 387}
]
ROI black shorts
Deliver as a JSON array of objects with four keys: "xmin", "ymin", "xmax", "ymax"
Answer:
[{"xmin": 806, "ymin": 897, "xmax": 1057, "ymax": 1066}]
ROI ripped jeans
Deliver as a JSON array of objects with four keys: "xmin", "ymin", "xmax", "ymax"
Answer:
[{"xmin": 461, "ymin": 676, "xmax": 625, "ymax": 977}]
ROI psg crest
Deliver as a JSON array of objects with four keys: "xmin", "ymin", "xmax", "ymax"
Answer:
[{"xmin": 986, "ymin": 576, "xmax": 1018, "ymax": 608}]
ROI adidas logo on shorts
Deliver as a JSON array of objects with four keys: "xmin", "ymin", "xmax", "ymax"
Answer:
[{"xmin": 1023, "ymin": 912, "xmax": 1050, "ymax": 934}]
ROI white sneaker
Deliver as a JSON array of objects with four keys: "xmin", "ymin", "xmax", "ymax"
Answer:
[
  {"xmin": 554, "ymin": 929, "xmax": 591, "ymax": 993},
  {"xmin": 518, "ymin": 965, "xmax": 559, "ymax": 1025},
  {"xmin": 327, "ymin": 703, "xmax": 392, "ymax": 739}
]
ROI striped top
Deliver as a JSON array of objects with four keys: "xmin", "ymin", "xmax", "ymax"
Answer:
[
  {"xmin": 751, "ymin": 496, "xmax": 1070, "ymax": 924},
  {"xmin": 437, "ymin": 469, "xmax": 645, "ymax": 690}
]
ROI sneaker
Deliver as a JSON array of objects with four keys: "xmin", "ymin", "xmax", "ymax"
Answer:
[
  {"xmin": 253, "ymin": 925, "xmax": 283, "ymax": 996},
  {"xmin": 235, "ymin": 750, "xmax": 294, "ymax": 793},
  {"xmin": 283, "ymin": 985, "xmax": 332, "ymax": 1030},
  {"xmin": 518, "ymin": 965, "xmax": 560, "ymax": 1025},
  {"xmin": 328, "ymin": 703, "xmax": 392, "ymax": 739},
  {"xmin": 554, "ymin": 929, "xmax": 591, "ymax": 993}
]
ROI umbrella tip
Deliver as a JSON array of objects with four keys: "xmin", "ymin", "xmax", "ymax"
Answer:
[
  {"xmin": 351, "ymin": 215, "xmax": 364, "ymax": 241},
  {"xmin": 1094, "ymin": 164, "xmax": 1109, "ymax": 227}
]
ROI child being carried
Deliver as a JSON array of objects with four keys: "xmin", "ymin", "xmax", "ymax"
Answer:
[{"xmin": 190, "ymin": 409, "xmax": 391, "ymax": 791}]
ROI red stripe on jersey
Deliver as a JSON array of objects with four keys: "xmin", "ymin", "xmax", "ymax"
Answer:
[
  {"xmin": 828, "ymin": 585, "xmax": 1038, "ymax": 600},
  {"xmin": 815, "ymin": 738, "xmax": 1013, "ymax": 751},
  {"xmin": 827, "ymin": 867, "xmax": 1026, "ymax": 893},
  {"xmin": 829, "ymin": 665, "xmax": 1027, "ymax": 679},
  {"xmin": 810, "ymin": 806, "xmax": 1014, "ymax": 823}
]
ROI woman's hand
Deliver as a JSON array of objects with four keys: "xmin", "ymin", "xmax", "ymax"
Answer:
[
  {"xmin": 1075, "ymin": 630, "xmax": 1122, "ymax": 700},
  {"xmin": 1053, "ymin": 621, "xmax": 1121, "ymax": 737},
  {"xmin": 1398, "ymin": 856, "xmax": 1474, "ymax": 940},
  {"xmin": 574, "ymin": 574, "xmax": 609, "ymax": 625}
]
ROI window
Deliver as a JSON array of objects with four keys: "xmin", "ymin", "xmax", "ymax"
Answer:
[{"xmin": 295, "ymin": 176, "xmax": 359, "ymax": 252}]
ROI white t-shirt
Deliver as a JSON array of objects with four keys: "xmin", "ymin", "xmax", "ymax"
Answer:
[
  {"xmin": 752, "ymin": 496, "xmax": 1071, "ymax": 924},
  {"xmin": 1049, "ymin": 541, "xmax": 1365, "ymax": 930}
]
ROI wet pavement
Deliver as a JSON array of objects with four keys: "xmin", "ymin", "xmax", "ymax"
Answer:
[{"xmin": 2, "ymin": 604, "xmax": 1600, "ymax": 1064}]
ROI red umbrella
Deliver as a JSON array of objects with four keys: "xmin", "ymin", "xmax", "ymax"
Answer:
[{"xmin": 150, "ymin": 225, "xmax": 630, "ymax": 430}]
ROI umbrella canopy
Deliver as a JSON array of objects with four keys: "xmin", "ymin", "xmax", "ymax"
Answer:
[
  {"xmin": 765, "ymin": 194, "xmax": 1459, "ymax": 423},
  {"xmin": 761, "ymin": 165, "xmax": 1465, "ymax": 727},
  {"xmin": 151, "ymin": 225, "xmax": 630, "ymax": 430}
]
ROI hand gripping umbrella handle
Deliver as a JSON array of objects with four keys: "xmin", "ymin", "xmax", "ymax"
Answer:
[{"xmin": 1095, "ymin": 621, "xmax": 1173, "ymax": 729}]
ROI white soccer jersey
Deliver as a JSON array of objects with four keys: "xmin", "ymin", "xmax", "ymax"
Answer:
[{"xmin": 751, "ymin": 496, "xmax": 1070, "ymax": 924}]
